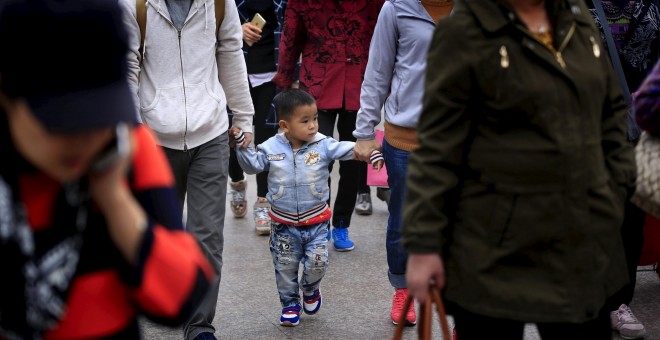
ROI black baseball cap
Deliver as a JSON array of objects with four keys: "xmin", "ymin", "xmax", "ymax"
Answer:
[{"xmin": 0, "ymin": 0, "xmax": 138, "ymax": 133}]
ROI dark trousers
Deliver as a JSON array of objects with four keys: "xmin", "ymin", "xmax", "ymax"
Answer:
[
  {"xmin": 162, "ymin": 134, "xmax": 229, "ymax": 339},
  {"xmin": 228, "ymin": 81, "xmax": 279, "ymax": 197},
  {"xmin": 606, "ymin": 199, "xmax": 646, "ymax": 310},
  {"xmin": 317, "ymin": 108, "xmax": 367, "ymax": 228},
  {"xmin": 357, "ymin": 164, "xmax": 370, "ymax": 194},
  {"xmin": 452, "ymin": 304, "xmax": 611, "ymax": 340}
]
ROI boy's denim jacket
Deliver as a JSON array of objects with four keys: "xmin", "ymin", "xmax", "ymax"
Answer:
[{"xmin": 236, "ymin": 132, "xmax": 355, "ymax": 225}]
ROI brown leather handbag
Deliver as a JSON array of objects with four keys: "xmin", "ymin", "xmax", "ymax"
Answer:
[{"xmin": 393, "ymin": 285, "xmax": 452, "ymax": 340}]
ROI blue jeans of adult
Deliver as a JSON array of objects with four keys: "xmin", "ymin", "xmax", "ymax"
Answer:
[
  {"xmin": 383, "ymin": 139, "xmax": 409, "ymax": 289},
  {"xmin": 270, "ymin": 221, "xmax": 329, "ymax": 307}
]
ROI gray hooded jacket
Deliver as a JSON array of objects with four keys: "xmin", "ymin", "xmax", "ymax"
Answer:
[
  {"xmin": 353, "ymin": 0, "xmax": 437, "ymax": 140},
  {"xmin": 119, "ymin": 0, "xmax": 254, "ymax": 150}
]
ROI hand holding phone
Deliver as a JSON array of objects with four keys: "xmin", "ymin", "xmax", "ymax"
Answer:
[
  {"xmin": 91, "ymin": 123, "xmax": 130, "ymax": 173},
  {"xmin": 89, "ymin": 123, "xmax": 135, "ymax": 212},
  {"xmin": 243, "ymin": 13, "xmax": 266, "ymax": 47}
]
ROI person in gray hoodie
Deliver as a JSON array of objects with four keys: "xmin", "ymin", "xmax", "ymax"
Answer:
[
  {"xmin": 118, "ymin": 1, "xmax": 255, "ymax": 339},
  {"xmin": 352, "ymin": 0, "xmax": 452, "ymax": 327}
]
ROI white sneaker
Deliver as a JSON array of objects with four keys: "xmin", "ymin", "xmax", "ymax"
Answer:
[
  {"xmin": 254, "ymin": 197, "xmax": 271, "ymax": 236},
  {"xmin": 229, "ymin": 180, "xmax": 247, "ymax": 218},
  {"xmin": 611, "ymin": 304, "xmax": 646, "ymax": 339}
]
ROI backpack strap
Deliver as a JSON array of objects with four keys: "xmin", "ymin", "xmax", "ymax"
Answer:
[
  {"xmin": 136, "ymin": 0, "xmax": 147, "ymax": 60},
  {"xmin": 136, "ymin": 0, "xmax": 224, "ymax": 56},
  {"xmin": 215, "ymin": 0, "xmax": 225, "ymax": 39}
]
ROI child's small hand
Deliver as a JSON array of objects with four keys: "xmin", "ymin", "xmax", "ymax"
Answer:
[
  {"xmin": 230, "ymin": 127, "xmax": 245, "ymax": 148},
  {"xmin": 370, "ymin": 149, "xmax": 384, "ymax": 171}
]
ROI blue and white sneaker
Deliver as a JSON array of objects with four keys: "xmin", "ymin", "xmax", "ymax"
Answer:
[
  {"xmin": 331, "ymin": 227, "xmax": 355, "ymax": 251},
  {"xmin": 280, "ymin": 305, "xmax": 301, "ymax": 327},
  {"xmin": 303, "ymin": 289, "xmax": 322, "ymax": 315}
]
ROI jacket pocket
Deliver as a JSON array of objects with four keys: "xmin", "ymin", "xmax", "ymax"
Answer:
[
  {"xmin": 185, "ymin": 82, "xmax": 223, "ymax": 133},
  {"xmin": 457, "ymin": 182, "xmax": 517, "ymax": 247},
  {"xmin": 140, "ymin": 86, "xmax": 185, "ymax": 136},
  {"xmin": 391, "ymin": 70, "xmax": 405, "ymax": 114},
  {"xmin": 489, "ymin": 193, "xmax": 519, "ymax": 247},
  {"xmin": 271, "ymin": 185, "xmax": 285, "ymax": 201},
  {"xmin": 309, "ymin": 182, "xmax": 324, "ymax": 199}
]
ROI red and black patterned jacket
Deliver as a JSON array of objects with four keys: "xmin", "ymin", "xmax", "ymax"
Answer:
[
  {"xmin": 272, "ymin": 0, "xmax": 384, "ymax": 111},
  {"xmin": 0, "ymin": 125, "xmax": 215, "ymax": 339}
]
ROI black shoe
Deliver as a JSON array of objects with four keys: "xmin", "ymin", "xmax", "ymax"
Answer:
[
  {"xmin": 193, "ymin": 332, "xmax": 217, "ymax": 340},
  {"xmin": 355, "ymin": 193, "xmax": 373, "ymax": 215},
  {"xmin": 376, "ymin": 187, "xmax": 391, "ymax": 206}
]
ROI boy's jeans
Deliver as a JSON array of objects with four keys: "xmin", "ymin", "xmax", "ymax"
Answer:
[
  {"xmin": 383, "ymin": 139, "xmax": 410, "ymax": 289},
  {"xmin": 270, "ymin": 221, "xmax": 329, "ymax": 307}
]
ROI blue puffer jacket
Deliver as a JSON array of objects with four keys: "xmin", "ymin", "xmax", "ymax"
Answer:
[{"xmin": 236, "ymin": 132, "xmax": 354, "ymax": 224}]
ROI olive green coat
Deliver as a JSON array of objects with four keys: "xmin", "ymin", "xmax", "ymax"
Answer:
[{"xmin": 403, "ymin": 0, "xmax": 636, "ymax": 323}]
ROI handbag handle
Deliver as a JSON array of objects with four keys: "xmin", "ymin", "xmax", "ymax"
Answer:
[
  {"xmin": 592, "ymin": 0, "xmax": 641, "ymax": 141},
  {"xmin": 392, "ymin": 284, "xmax": 451, "ymax": 340}
]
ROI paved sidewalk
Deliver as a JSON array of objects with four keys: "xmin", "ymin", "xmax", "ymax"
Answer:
[{"xmin": 142, "ymin": 169, "xmax": 660, "ymax": 339}]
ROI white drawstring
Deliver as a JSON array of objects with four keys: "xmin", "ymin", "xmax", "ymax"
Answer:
[{"xmin": 204, "ymin": 2, "xmax": 208, "ymax": 32}]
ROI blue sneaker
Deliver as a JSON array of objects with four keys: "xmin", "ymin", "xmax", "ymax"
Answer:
[
  {"xmin": 280, "ymin": 305, "xmax": 301, "ymax": 327},
  {"xmin": 303, "ymin": 289, "xmax": 322, "ymax": 315},
  {"xmin": 331, "ymin": 227, "xmax": 354, "ymax": 251}
]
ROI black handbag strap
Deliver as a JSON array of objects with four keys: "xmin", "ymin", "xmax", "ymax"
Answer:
[
  {"xmin": 592, "ymin": 0, "xmax": 641, "ymax": 141},
  {"xmin": 593, "ymin": 0, "xmax": 632, "ymax": 103}
]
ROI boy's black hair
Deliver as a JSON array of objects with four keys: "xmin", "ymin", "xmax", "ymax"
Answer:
[{"xmin": 273, "ymin": 88, "xmax": 316, "ymax": 121}]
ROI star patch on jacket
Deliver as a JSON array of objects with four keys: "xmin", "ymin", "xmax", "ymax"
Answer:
[{"xmin": 304, "ymin": 151, "xmax": 320, "ymax": 165}]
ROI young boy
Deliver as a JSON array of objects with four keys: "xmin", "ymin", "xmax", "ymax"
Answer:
[{"xmin": 231, "ymin": 89, "xmax": 382, "ymax": 327}]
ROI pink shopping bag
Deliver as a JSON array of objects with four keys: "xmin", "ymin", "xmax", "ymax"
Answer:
[{"xmin": 367, "ymin": 129, "xmax": 388, "ymax": 187}]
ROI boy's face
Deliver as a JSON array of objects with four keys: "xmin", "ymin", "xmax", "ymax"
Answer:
[
  {"xmin": 280, "ymin": 103, "xmax": 318, "ymax": 149},
  {"xmin": 3, "ymin": 97, "xmax": 114, "ymax": 183}
]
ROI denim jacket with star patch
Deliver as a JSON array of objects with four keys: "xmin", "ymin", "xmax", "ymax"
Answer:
[{"xmin": 236, "ymin": 132, "xmax": 355, "ymax": 224}]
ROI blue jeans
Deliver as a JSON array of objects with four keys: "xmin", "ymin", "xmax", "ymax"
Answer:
[
  {"xmin": 270, "ymin": 221, "xmax": 329, "ymax": 307},
  {"xmin": 383, "ymin": 140, "xmax": 409, "ymax": 289}
]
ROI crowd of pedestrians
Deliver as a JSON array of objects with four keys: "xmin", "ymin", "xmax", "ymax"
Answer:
[{"xmin": 1, "ymin": 0, "xmax": 659, "ymax": 339}]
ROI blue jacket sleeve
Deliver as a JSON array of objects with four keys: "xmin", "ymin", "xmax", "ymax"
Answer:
[
  {"xmin": 236, "ymin": 145, "xmax": 270, "ymax": 174},
  {"xmin": 325, "ymin": 138, "xmax": 355, "ymax": 161}
]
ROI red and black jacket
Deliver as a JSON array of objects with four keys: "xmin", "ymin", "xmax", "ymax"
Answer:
[{"xmin": 0, "ymin": 125, "xmax": 215, "ymax": 339}]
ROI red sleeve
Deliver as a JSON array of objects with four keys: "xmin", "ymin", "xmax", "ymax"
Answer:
[
  {"xmin": 131, "ymin": 125, "xmax": 174, "ymax": 191},
  {"xmin": 131, "ymin": 226, "xmax": 215, "ymax": 322},
  {"xmin": 272, "ymin": 0, "xmax": 306, "ymax": 88}
]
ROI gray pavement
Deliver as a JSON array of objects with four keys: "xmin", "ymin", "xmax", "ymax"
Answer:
[{"xmin": 142, "ymin": 168, "xmax": 660, "ymax": 340}]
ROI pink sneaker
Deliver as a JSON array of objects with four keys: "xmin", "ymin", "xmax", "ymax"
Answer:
[{"xmin": 391, "ymin": 288, "xmax": 416, "ymax": 326}]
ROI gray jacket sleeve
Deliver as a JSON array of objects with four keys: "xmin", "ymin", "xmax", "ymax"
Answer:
[
  {"xmin": 236, "ymin": 145, "xmax": 270, "ymax": 174},
  {"xmin": 353, "ymin": 1, "xmax": 398, "ymax": 140},
  {"xmin": 216, "ymin": 0, "xmax": 254, "ymax": 133},
  {"xmin": 325, "ymin": 138, "xmax": 356, "ymax": 161},
  {"xmin": 118, "ymin": 0, "xmax": 143, "ymax": 123}
]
